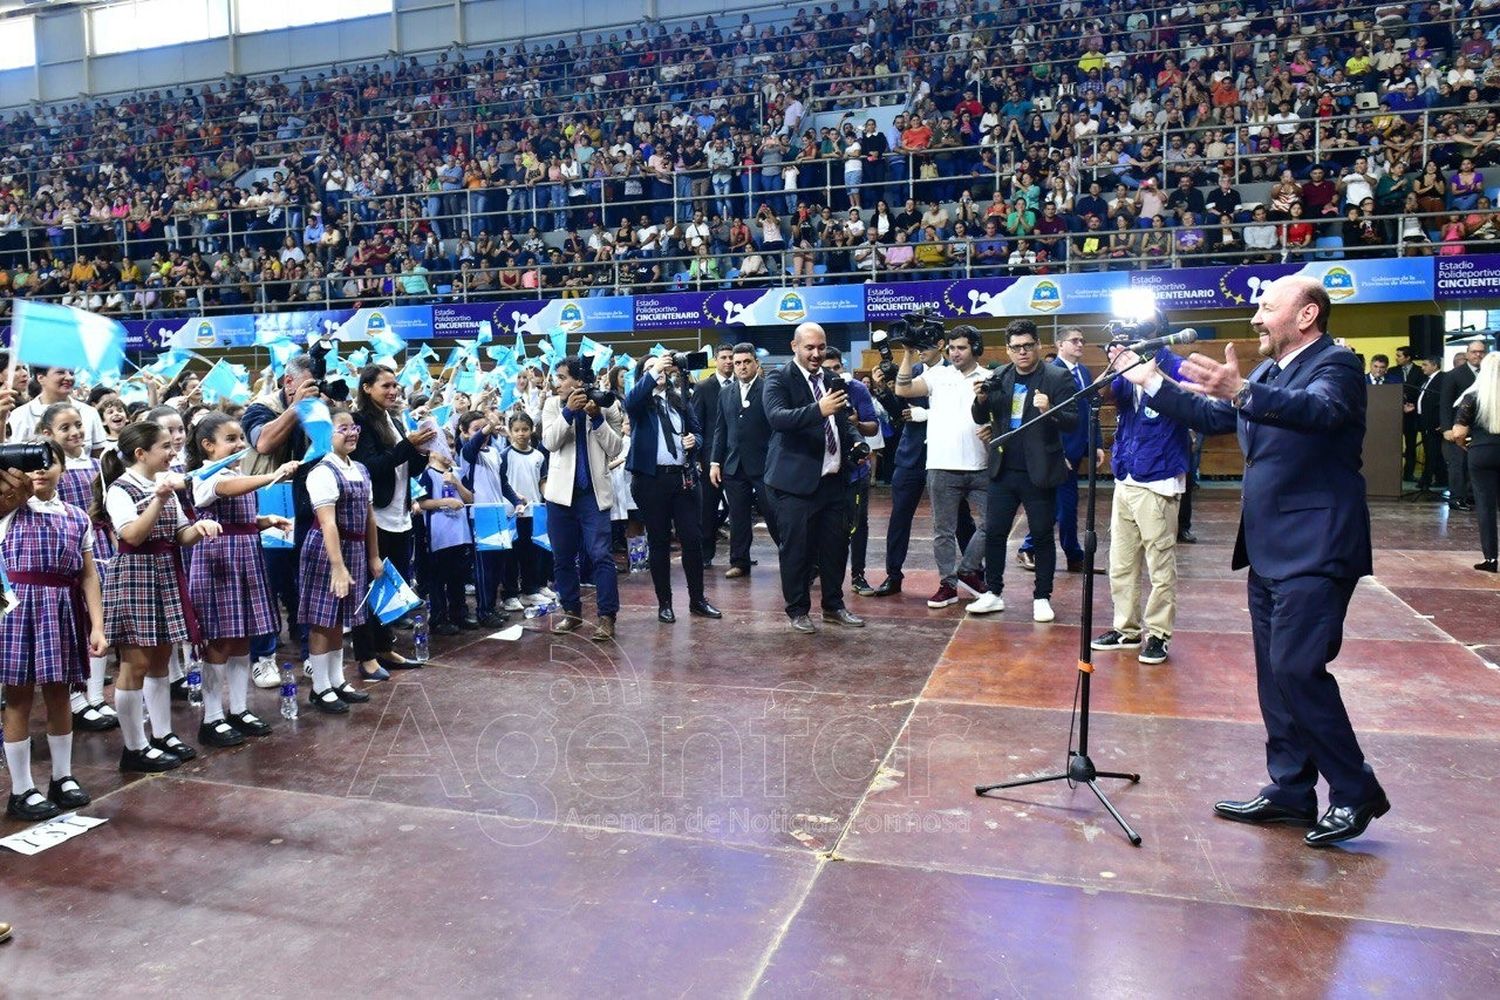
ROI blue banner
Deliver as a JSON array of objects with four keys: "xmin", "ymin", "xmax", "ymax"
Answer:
[
  {"xmin": 1435, "ymin": 254, "xmax": 1500, "ymax": 300},
  {"xmin": 635, "ymin": 284, "xmax": 866, "ymax": 330}
]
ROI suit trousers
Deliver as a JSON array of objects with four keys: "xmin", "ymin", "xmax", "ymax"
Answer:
[
  {"xmin": 1108, "ymin": 482, "xmax": 1180, "ymax": 639},
  {"xmin": 632, "ymin": 468, "xmax": 706, "ymax": 607},
  {"xmin": 768, "ymin": 474, "xmax": 850, "ymax": 618},
  {"xmin": 1402, "ymin": 421, "xmax": 1419, "ymax": 480},
  {"xmin": 699, "ymin": 458, "xmax": 726, "ymax": 562},
  {"xmin": 724, "ymin": 471, "xmax": 778, "ymax": 570},
  {"xmin": 1247, "ymin": 571, "xmax": 1381, "ymax": 809},
  {"xmin": 1417, "ymin": 429, "xmax": 1447, "ymax": 488},
  {"xmin": 1444, "ymin": 437, "xmax": 1471, "ymax": 502},
  {"xmin": 548, "ymin": 491, "xmax": 620, "ymax": 617},
  {"xmin": 983, "ymin": 468, "xmax": 1056, "ymax": 599},
  {"xmin": 1471, "ymin": 446, "xmax": 1500, "ymax": 561}
]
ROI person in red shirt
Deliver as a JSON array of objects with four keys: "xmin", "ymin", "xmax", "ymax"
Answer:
[{"xmin": 955, "ymin": 90, "xmax": 983, "ymax": 120}]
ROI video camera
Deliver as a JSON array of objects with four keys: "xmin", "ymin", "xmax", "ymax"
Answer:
[
  {"xmin": 308, "ymin": 337, "xmax": 350, "ymax": 402},
  {"xmin": 886, "ymin": 308, "xmax": 947, "ymax": 353},
  {"xmin": 0, "ymin": 442, "xmax": 54, "ymax": 473}
]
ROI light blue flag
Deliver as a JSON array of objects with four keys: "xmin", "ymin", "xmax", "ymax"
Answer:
[
  {"xmin": 429, "ymin": 404, "xmax": 453, "ymax": 429},
  {"xmin": 452, "ymin": 370, "xmax": 479, "ymax": 395},
  {"xmin": 498, "ymin": 382, "xmax": 515, "ymax": 412},
  {"xmin": 267, "ymin": 338, "xmax": 301, "ymax": 376},
  {"xmin": 295, "ymin": 398, "xmax": 334, "ymax": 464},
  {"xmin": 190, "ymin": 447, "xmax": 250, "ymax": 480},
  {"xmin": 397, "ymin": 356, "xmax": 427, "ymax": 389},
  {"xmin": 346, "ymin": 348, "xmax": 370, "ymax": 371},
  {"xmin": 144, "ymin": 350, "xmax": 192, "ymax": 383},
  {"xmin": 513, "ymin": 329, "xmax": 526, "ymax": 362},
  {"xmin": 257, "ymin": 483, "xmax": 295, "ymax": 549},
  {"xmin": 549, "ymin": 330, "xmax": 568, "ymax": 361},
  {"xmin": 443, "ymin": 346, "xmax": 467, "ymax": 370},
  {"xmin": 369, "ymin": 328, "xmax": 406, "ymax": 359},
  {"xmin": 365, "ymin": 559, "xmax": 422, "ymax": 625},
  {"xmin": 12, "ymin": 300, "xmax": 126, "ymax": 378},
  {"xmin": 473, "ymin": 504, "xmax": 517, "ymax": 551},
  {"xmin": 118, "ymin": 381, "xmax": 150, "ymax": 405},
  {"xmin": 199, "ymin": 359, "xmax": 247, "ymax": 404},
  {"xmin": 476, "ymin": 321, "xmax": 494, "ymax": 345},
  {"xmin": 485, "ymin": 345, "xmax": 514, "ymax": 364},
  {"xmin": 530, "ymin": 502, "xmax": 552, "ymax": 551},
  {"xmin": 415, "ymin": 345, "xmax": 439, "ymax": 364},
  {"xmin": 650, "ymin": 343, "xmax": 668, "ymax": 357}
]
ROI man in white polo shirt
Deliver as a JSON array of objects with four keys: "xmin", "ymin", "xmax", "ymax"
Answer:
[
  {"xmin": 6, "ymin": 367, "xmax": 108, "ymax": 455},
  {"xmin": 895, "ymin": 324, "xmax": 990, "ymax": 607}
]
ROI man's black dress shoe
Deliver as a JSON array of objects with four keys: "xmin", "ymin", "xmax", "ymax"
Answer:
[
  {"xmin": 1476, "ymin": 559, "xmax": 1498, "ymax": 573},
  {"xmin": 788, "ymin": 615, "xmax": 817, "ymax": 634},
  {"xmin": 688, "ymin": 599, "xmax": 722, "ymax": 619},
  {"xmin": 822, "ymin": 608, "xmax": 866, "ymax": 628},
  {"xmin": 1305, "ymin": 794, "xmax": 1391, "ymax": 847},
  {"xmin": 658, "ymin": 607, "xmax": 676, "ymax": 624},
  {"xmin": 1177, "ymin": 529, "xmax": 1198, "ymax": 544},
  {"xmin": 871, "ymin": 576, "xmax": 902, "ymax": 597},
  {"xmin": 1212, "ymin": 795, "xmax": 1317, "ymax": 826}
]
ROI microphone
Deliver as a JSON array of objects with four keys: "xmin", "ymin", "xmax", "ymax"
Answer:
[{"xmin": 1121, "ymin": 328, "xmax": 1198, "ymax": 353}]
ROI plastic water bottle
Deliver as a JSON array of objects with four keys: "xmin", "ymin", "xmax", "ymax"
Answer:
[
  {"xmin": 279, "ymin": 663, "xmax": 299, "ymax": 720},
  {"xmin": 186, "ymin": 657, "xmax": 203, "ymax": 707},
  {"xmin": 628, "ymin": 535, "xmax": 648, "ymax": 573},
  {"xmin": 522, "ymin": 601, "xmax": 556, "ymax": 619},
  {"xmin": 412, "ymin": 600, "xmax": 430, "ymax": 661}
]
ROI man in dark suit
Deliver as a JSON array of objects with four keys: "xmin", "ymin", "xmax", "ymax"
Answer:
[
  {"xmin": 710, "ymin": 343, "xmax": 780, "ymax": 577},
  {"xmin": 1414, "ymin": 356, "xmax": 1447, "ymax": 491},
  {"xmin": 692, "ymin": 345, "xmax": 736, "ymax": 564},
  {"xmin": 763, "ymin": 322, "xmax": 865, "ymax": 634},
  {"xmin": 966, "ymin": 320, "xmax": 1079, "ymax": 623},
  {"xmin": 1018, "ymin": 325, "xmax": 1098, "ymax": 573},
  {"xmin": 623, "ymin": 355, "xmax": 722, "ymax": 623},
  {"xmin": 1364, "ymin": 353, "xmax": 1399, "ymax": 385},
  {"xmin": 1117, "ymin": 275, "xmax": 1389, "ymax": 847},
  {"xmin": 1440, "ymin": 338, "xmax": 1489, "ymax": 510},
  {"xmin": 1398, "ymin": 346, "xmax": 1422, "ymax": 480}
]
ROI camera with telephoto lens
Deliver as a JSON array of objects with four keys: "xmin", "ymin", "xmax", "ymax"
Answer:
[
  {"xmin": 0, "ymin": 442, "xmax": 54, "ymax": 473},
  {"xmin": 669, "ymin": 349, "xmax": 711, "ymax": 373},
  {"xmin": 572, "ymin": 358, "xmax": 617, "ymax": 409},
  {"xmin": 308, "ymin": 337, "xmax": 350, "ymax": 402},
  {"xmin": 886, "ymin": 308, "xmax": 947, "ymax": 352},
  {"xmin": 869, "ymin": 329, "xmax": 899, "ymax": 383}
]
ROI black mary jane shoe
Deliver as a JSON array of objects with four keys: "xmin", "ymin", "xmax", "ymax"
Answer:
[
  {"xmin": 7, "ymin": 789, "xmax": 61, "ymax": 822},
  {"xmin": 150, "ymin": 733, "xmax": 198, "ymax": 762},
  {"xmin": 334, "ymin": 682, "xmax": 371, "ymax": 704},
  {"xmin": 309, "ymin": 688, "xmax": 350, "ymax": 715},
  {"xmin": 198, "ymin": 719, "xmax": 247, "ymax": 749},
  {"xmin": 120, "ymin": 746, "xmax": 182, "ymax": 773},
  {"xmin": 226, "ymin": 711, "xmax": 273, "ymax": 737},
  {"xmin": 47, "ymin": 776, "xmax": 91, "ymax": 810},
  {"xmin": 72, "ymin": 703, "xmax": 118, "ymax": 732}
]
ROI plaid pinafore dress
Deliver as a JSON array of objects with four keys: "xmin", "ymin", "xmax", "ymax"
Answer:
[
  {"xmin": 188, "ymin": 474, "xmax": 280, "ymax": 641},
  {"xmin": 298, "ymin": 458, "xmax": 372, "ymax": 629},
  {"xmin": 58, "ymin": 455, "xmax": 117, "ymax": 571},
  {"xmin": 0, "ymin": 502, "xmax": 92, "ymax": 685},
  {"xmin": 103, "ymin": 477, "xmax": 195, "ymax": 648}
]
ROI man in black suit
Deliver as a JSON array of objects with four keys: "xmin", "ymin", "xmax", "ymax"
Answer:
[
  {"xmin": 1117, "ymin": 276, "xmax": 1389, "ymax": 847},
  {"xmin": 693, "ymin": 344, "xmax": 736, "ymax": 564},
  {"xmin": 710, "ymin": 343, "xmax": 780, "ymax": 578},
  {"xmin": 763, "ymin": 322, "xmax": 865, "ymax": 634},
  {"xmin": 1413, "ymin": 356, "xmax": 1447, "ymax": 491},
  {"xmin": 966, "ymin": 320, "xmax": 1079, "ymax": 623},
  {"xmin": 1398, "ymin": 346, "xmax": 1421, "ymax": 480},
  {"xmin": 1440, "ymin": 338, "xmax": 1489, "ymax": 510}
]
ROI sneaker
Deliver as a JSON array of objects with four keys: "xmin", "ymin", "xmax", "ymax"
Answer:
[
  {"xmin": 850, "ymin": 573, "xmax": 875, "ymax": 597},
  {"xmin": 965, "ymin": 592, "xmax": 1005, "ymax": 614},
  {"xmin": 957, "ymin": 571, "xmax": 986, "ymax": 596},
  {"xmin": 926, "ymin": 585, "xmax": 960, "ymax": 609},
  {"xmin": 251, "ymin": 658, "xmax": 281, "ymax": 689},
  {"xmin": 1017, "ymin": 550, "xmax": 1036, "ymax": 571},
  {"xmin": 502, "ymin": 597, "xmax": 524, "ymax": 612},
  {"xmin": 1091, "ymin": 629, "xmax": 1142, "ymax": 650},
  {"xmin": 540, "ymin": 586, "xmax": 559, "ymax": 600},
  {"xmin": 521, "ymin": 592, "xmax": 549, "ymax": 607},
  {"xmin": 1033, "ymin": 598, "xmax": 1055, "ymax": 623},
  {"xmin": 1138, "ymin": 635, "xmax": 1170, "ymax": 664}
]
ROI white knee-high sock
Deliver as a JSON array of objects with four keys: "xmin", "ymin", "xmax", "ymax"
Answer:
[
  {"xmin": 87, "ymin": 656, "xmax": 108, "ymax": 705},
  {"xmin": 71, "ymin": 689, "xmax": 89, "ymax": 713},
  {"xmin": 143, "ymin": 675, "xmax": 173, "ymax": 738},
  {"xmin": 167, "ymin": 645, "xmax": 185, "ymax": 682},
  {"xmin": 310, "ymin": 651, "xmax": 332, "ymax": 693},
  {"xmin": 46, "ymin": 733, "xmax": 72, "ymax": 780},
  {"xmin": 201, "ymin": 661, "xmax": 226, "ymax": 723},
  {"xmin": 116, "ymin": 689, "xmax": 147, "ymax": 750},
  {"xmin": 226, "ymin": 656, "xmax": 251, "ymax": 715},
  {"xmin": 4, "ymin": 739, "xmax": 32, "ymax": 795},
  {"xmin": 327, "ymin": 648, "xmax": 346, "ymax": 689}
]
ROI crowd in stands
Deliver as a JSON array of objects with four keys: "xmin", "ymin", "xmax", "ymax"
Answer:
[{"xmin": 3, "ymin": 0, "xmax": 1500, "ymax": 317}]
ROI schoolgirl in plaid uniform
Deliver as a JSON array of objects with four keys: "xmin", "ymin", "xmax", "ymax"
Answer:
[
  {"xmin": 186, "ymin": 412, "xmax": 299, "ymax": 749},
  {"xmin": 298, "ymin": 409, "xmax": 384, "ymax": 713},
  {"xmin": 1, "ymin": 440, "xmax": 108, "ymax": 821},
  {"xmin": 94, "ymin": 422, "xmax": 223, "ymax": 774},
  {"xmin": 146, "ymin": 405, "xmax": 196, "ymax": 691},
  {"xmin": 37, "ymin": 401, "xmax": 118, "ymax": 732}
]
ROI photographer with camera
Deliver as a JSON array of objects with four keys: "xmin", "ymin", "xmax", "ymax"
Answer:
[
  {"xmin": 764, "ymin": 323, "xmax": 865, "ymax": 634},
  {"xmin": 625, "ymin": 353, "xmax": 722, "ymax": 625},
  {"xmin": 966, "ymin": 320, "xmax": 1079, "ymax": 623},
  {"xmin": 820, "ymin": 348, "xmax": 880, "ymax": 595},
  {"xmin": 894, "ymin": 322, "xmax": 992, "ymax": 608},
  {"xmin": 541, "ymin": 356, "xmax": 625, "ymax": 641}
]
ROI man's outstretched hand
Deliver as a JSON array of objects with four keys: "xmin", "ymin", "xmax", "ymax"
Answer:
[{"xmin": 1178, "ymin": 344, "xmax": 1246, "ymax": 401}]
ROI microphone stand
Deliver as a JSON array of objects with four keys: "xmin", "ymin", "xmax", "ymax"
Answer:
[{"xmin": 974, "ymin": 354, "xmax": 1150, "ymax": 847}]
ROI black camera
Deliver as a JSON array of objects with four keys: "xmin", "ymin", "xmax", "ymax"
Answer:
[
  {"xmin": 669, "ymin": 349, "xmax": 711, "ymax": 373},
  {"xmin": 869, "ymin": 329, "xmax": 899, "ymax": 383},
  {"xmin": 886, "ymin": 308, "xmax": 947, "ymax": 352},
  {"xmin": 309, "ymin": 337, "xmax": 350, "ymax": 402},
  {"xmin": 570, "ymin": 358, "xmax": 617, "ymax": 408},
  {"xmin": 0, "ymin": 443, "xmax": 54, "ymax": 473}
]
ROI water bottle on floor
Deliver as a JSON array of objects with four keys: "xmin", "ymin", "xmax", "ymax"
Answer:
[
  {"xmin": 628, "ymin": 534, "xmax": 648, "ymax": 573},
  {"xmin": 279, "ymin": 663, "xmax": 299, "ymax": 720},
  {"xmin": 412, "ymin": 600, "xmax": 430, "ymax": 661},
  {"xmin": 186, "ymin": 656, "xmax": 203, "ymax": 707},
  {"xmin": 522, "ymin": 601, "xmax": 556, "ymax": 619}
]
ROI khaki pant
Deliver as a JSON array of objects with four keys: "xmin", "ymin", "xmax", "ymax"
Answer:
[{"xmin": 1108, "ymin": 482, "xmax": 1180, "ymax": 639}]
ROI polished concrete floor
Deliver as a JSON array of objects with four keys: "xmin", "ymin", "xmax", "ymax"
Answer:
[{"xmin": 4, "ymin": 487, "xmax": 1499, "ymax": 997}]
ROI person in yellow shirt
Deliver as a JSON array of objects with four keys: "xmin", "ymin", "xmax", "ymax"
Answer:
[
  {"xmin": 1078, "ymin": 49, "xmax": 1106, "ymax": 75},
  {"xmin": 70, "ymin": 256, "xmax": 97, "ymax": 285},
  {"xmin": 119, "ymin": 259, "xmax": 142, "ymax": 286}
]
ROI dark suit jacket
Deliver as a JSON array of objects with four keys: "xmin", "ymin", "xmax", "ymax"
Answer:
[
  {"xmin": 712, "ymin": 376, "xmax": 772, "ymax": 479},
  {"xmin": 1047, "ymin": 357, "xmax": 1092, "ymax": 461},
  {"xmin": 691, "ymin": 374, "xmax": 730, "ymax": 468},
  {"xmin": 1146, "ymin": 334, "xmax": 1372, "ymax": 580},
  {"xmin": 1439, "ymin": 363, "xmax": 1477, "ymax": 430},
  {"xmin": 1415, "ymin": 371, "xmax": 1444, "ymax": 432},
  {"xmin": 763, "ymin": 361, "xmax": 857, "ymax": 496},
  {"xmin": 970, "ymin": 361, "xmax": 1078, "ymax": 488},
  {"xmin": 623, "ymin": 374, "xmax": 702, "ymax": 475},
  {"xmin": 1366, "ymin": 373, "xmax": 1401, "ymax": 385},
  {"xmin": 352, "ymin": 409, "xmax": 423, "ymax": 511}
]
